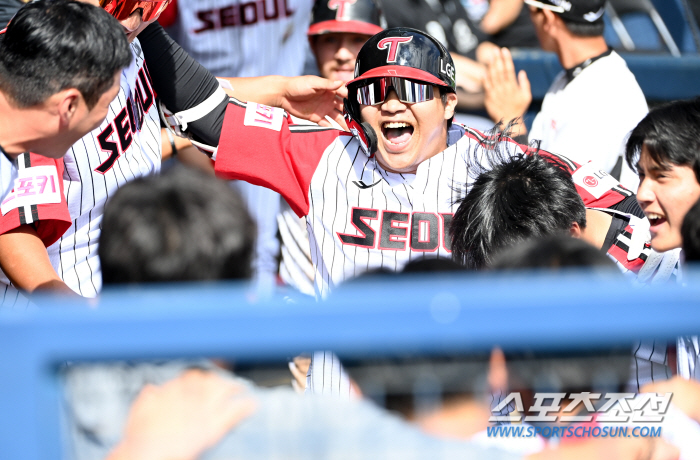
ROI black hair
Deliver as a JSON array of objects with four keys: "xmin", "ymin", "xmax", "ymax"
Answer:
[
  {"xmin": 682, "ymin": 198, "xmax": 700, "ymax": 263},
  {"xmin": 451, "ymin": 122, "xmax": 586, "ymax": 270},
  {"xmin": 625, "ymin": 98, "xmax": 700, "ymax": 183},
  {"xmin": 489, "ymin": 235, "xmax": 616, "ymax": 271},
  {"xmin": 0, "ymin": 0, "xmax": 131, "ymax": 108},
  {"xmin": 561, "ymin": 17, "xmax": 604, "ymax": 37},
  {"xmin": 99, "ymin": 166, "xmax": 256, "ymax": 284}
]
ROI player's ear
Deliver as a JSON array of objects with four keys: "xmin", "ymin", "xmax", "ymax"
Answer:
[
  {"xmin": 56, "ymin": 88, "xmax": 83, "ymax": 126},
  {"xmin": 442, "ymin": 92, "xmax": 458, "ymax": 121},
  {"xmin": 569, "ymin": 222, "xmax": 582, "ymax": 239}
]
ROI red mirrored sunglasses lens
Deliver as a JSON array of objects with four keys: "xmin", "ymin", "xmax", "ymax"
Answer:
[{"xmin": 100, "ymin": 0, "xmax": 170, "ymax": 22}]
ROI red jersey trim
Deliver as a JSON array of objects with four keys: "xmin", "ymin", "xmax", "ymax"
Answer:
[
  {"xmin": 0, "ymin": 154, "xmax": 71, "ymax": 247},
  {"xmin": 215, "ymin": 101, "xmax": 347, "ymax": 217}
]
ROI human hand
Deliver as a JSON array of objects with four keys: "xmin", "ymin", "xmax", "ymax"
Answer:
[
  {"xmin": 107, "ymin": 370, "xmax": 257, "ymax": 460},
  {"xmin": 280, "ymin": 76, "xmax": 348, "ymax": 130},
  {"xmin": 289, "ymin": 355, "xmax": 311, "ymax": 394},
  {"xmin": 642, "ymin": 376, "xmax": 700, "ymax": 424},
  {"xmin": 483, "ymin": 47, "xmax": 531, "ymax": 132}
]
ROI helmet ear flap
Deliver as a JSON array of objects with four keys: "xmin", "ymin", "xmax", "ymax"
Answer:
[{"xmin": 343, "ymin": 97, "xmax": 377, "ymax": 155}]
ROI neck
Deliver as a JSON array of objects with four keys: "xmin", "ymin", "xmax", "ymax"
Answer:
[
  {"xmin": 579, "ymin": 209, "xmax": 613, "ymax": 250},
  {"xmin": 556, "ymin": 35, "xmax": 608, "ymax": 69}
]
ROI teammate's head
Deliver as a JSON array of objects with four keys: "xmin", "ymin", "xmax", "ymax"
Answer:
[
  {"xmin": 489, "ymin": 235, "xmax": 615, "ymax": 271},
  {"xmin": 346, "ymin": 27, "xmax": 458, "ymax": 174},
  {"xmin": 525, "ymin": 0, "xmax": 605, "ymax": 51},
  {"xmin": 625, "ymin": 98, "xmax": 700, "ymax": 253},
  {"xmin": 100, "ymin": 166, "xmax": 256, "ymax": 284},
  {"xmin": 0, "ymin": 0, "xmax": 130, "ymax": 158},
  {"xmin": 80, "ymin": 0, "xmax": 169, "ymax": 42},
  {"xmin": 308, "ymin": 0, "xmax": 385, "ymax": 82},
  {"xmin": 451, "ymin": 137, "xmax": 586, "ymax": 270}
]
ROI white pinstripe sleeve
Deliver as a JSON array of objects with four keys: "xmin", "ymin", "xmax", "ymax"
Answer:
[{"xmin": 306, "ymin": 351, "xmax": 357, "ymax": 398}]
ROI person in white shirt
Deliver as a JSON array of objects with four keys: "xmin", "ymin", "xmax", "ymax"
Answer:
[{"xmin": 482, "ymin": 0, "xmax": 647, "ymax": 192}]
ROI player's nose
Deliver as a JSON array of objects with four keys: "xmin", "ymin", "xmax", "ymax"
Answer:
[
  {"xmin": 635, "ymin": 177, "xmax": 655, "ymax": 209},
  {"xmin": 381, "ymin": 90, "xmax": 406, "ymax": 112}
]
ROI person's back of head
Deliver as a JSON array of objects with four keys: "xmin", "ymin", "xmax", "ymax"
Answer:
[
  {"xmin": 525, "ymin": 0, "xmax": 605, "ymax": 37},
  {"xmin": 625, "ymin": 97, "xmax": 700, "ymax": 183},
  {"xmin": 0, "ymin": 0, "xmax": 131, "ymax": 109},
  {"xmin": 489, "ymin": 235, "xmax": 616, "ymax": 271},
  {"xmin": 451, "ymin": 142, "xmax": 586, "ymax": 270},
  {"xmin": 99, "ymin": 166, "xmax": 256, "ymax": 284},
  {"xmin": 682, "ymin": 198, "xmax": 700, "ymax": 263}
]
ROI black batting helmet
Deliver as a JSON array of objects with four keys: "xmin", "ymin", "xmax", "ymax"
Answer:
[
  {"xmin": 308, "ymin": 0, "xmax": 385, "ymax": 37},
  {"xmin": 347, "ymin": 27, "xmax": 457, "ymax": 92}
]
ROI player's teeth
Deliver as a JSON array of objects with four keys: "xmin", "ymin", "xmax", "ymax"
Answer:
[
  {"xmin": 646, "ymin": 213, "xmax": 663, "ymax": 221},
  {"xmin": 384, "ymin": 122, "xmax": 410, "ymax": 129}
]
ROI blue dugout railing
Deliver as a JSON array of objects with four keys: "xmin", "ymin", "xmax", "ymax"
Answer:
[{"xmin": 1, "ymin": 270, "xmax": 699, "ymax": 459}]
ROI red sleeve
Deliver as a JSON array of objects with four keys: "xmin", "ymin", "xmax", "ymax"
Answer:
[
  {"xmin": 0, "ymin": 154, "xmax": 71, "ymax": 247},
  {"xmin": 462, "ymin": 128, "xmax": 633, "ymax": 209},
  {"xmin": 534, "ymin": 150, "xmax": 632, "ymax": 209},
  {"xmin": 214, "ymin": 100, "xmax": 347, "ymax": 217},
  {"xmin": 157, "ymin": 0, "xmax": 178, "ymax": 28}
]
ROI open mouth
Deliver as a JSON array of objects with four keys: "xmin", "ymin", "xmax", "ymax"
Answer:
[
  {"xmin": 646, "ymin": 212, "xmax": 666, "ymax": 229},
  {"xmin": 382, "ymin": 121, "xmax": 414, "ymax": 147}
]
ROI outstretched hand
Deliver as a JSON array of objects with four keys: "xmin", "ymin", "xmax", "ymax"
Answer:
[
  {"xmin": 280, "ymin": 76, "xmax": 348, "ymax": 130},
  {"xmin": 107, "ymin": 370, "xmax": 257, "ymax": 460},
  {"xmin": 483, "ymin": 47, "xmax": 532, "ymax": 135}
]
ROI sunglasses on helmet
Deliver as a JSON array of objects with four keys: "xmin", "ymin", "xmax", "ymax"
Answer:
[
  {"xmin": 99, "ymin": 0, "xmax": 171, "ymax": 22},
  {"xmin": 355, "ymin": 77, "xmax": 435, "ymax": 106}
]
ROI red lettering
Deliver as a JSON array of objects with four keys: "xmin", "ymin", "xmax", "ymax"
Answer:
[
  {"xmin": 377, "ymin": 36, "xmax": 413, "ymax": 63},
  {"xmin": 194, "ymin": 10, "xmax": 216, "ymax": 33}
]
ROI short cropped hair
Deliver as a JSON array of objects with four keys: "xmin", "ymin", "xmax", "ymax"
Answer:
[
  {"xmin": 451, "ymin": 125, "xmax": 586, "ymax": 270},
  {"xmin": 100, "ymin": 166, "xmax": 256, "ymax": 284},
  {"xmin": 562, "ymin": 17, "xmax": 604, "ymax": 37},
  {"xmin": 0, "ymin": 0, "xmax": 131, "ymax": 108},
  {"xmin": 682, "ymin": 198, "xmax": 700, "ymax": 263},
  {"xmin": 625, "ymin": 98, "xmax": 700, "ymax": 183}
]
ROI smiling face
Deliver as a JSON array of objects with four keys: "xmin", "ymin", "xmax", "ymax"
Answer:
[
  {"xmin": 359, "ymin": 86, "xmax": 457, "ymax": 174},
  {"xmin": 311, "ymin": 32, "xmax": 371, "ymax": 82},
  {"xmin": 636, "ymin": 146, "xmax": 700, "ymax": 252}
]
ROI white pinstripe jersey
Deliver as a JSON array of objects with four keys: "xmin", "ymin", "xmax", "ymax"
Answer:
[
  {"xmin": 167, "ymin": 0, "xmax": 313, "ymax": 78},
  {"xmin": 214, "ymin": 101, "xmax": 632, "ymax": 298},
  {"xmin": 0, "ymin": 40, "xmax": 162, "ymax": 304}
]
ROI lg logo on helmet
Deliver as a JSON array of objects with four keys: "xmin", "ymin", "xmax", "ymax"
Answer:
[
  {"xmin": 439, "ymin": 58, "xmax": 455, "ymax": 81},
  {"xmin": 377, "ymin": 36, "xmax": 413, "ymax": 63}
]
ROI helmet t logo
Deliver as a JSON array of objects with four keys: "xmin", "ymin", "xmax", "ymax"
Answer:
[
  {"xmin": 328, "ymin": 0, "xmax": 357, "ymax": 20},
  {"xmin": 377, "ymin": 36, "xmax": 413, "ymax": 63}
]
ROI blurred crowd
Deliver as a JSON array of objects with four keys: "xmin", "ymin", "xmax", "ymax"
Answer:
[{"xmin": 1, "ymin": 0, "xmax": 700, "ymax": 459}]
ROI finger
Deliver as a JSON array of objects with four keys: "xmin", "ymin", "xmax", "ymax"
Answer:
[
  {"xmin": 335, "ymin": 84, "xmax": 348, "ymax": 98},
  {"xmin": 490, "ymin": 49, "xmax": 507, "ymax": 86},
  {"xmin": 502, "ymin": 47, "xmax": 516, "ymax": 82},
  {"xmin": 288, "ymin": 361, "xmax": 307, "ymax": 382},
  {"xmin": 518, "ymin": 70, "xmax": 531, "ymax": 96},
  {"xmin": 331, "ymin": 109, "xmax": 348, "ymax": 131}
]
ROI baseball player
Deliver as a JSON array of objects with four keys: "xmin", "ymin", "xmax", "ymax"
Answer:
[
  {"xmin": 0, "ymin": 0, "xmax": 346, "ymax": 307},
  {"xmin": 0, "ymin": 0, "xmax": 133, "ymax": 303},
  {"xmin": 278, "ymin": 0, "xmax": 385, "ymax": 296},
  {"xmin": 0, "ymin": 0, "xmax": 168, "ymax": 307},
  {"xmin": 210, "ymin": 27, "xmax": 636, "ymax": 394},
  {"xmin": 449, "ymin": 138, "xmax": 680, "ymax": 281}
]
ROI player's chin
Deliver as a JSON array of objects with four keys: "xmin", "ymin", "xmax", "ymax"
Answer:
[{"xmin": 376, "ymin": 150, "xmax": 419, "ymax": 174}]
